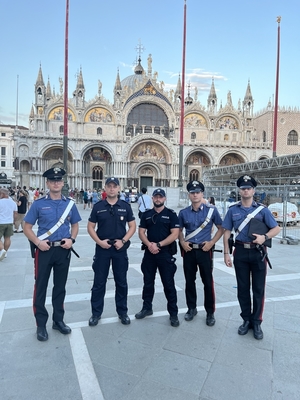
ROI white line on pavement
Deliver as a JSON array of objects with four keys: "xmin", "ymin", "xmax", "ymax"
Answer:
[{"xmin": 69, "ymin": 328, "xmax": 104, "ymax": 400}]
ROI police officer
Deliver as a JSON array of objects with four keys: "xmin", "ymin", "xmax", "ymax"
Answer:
[
  {"xmin": 135, "ymin": 188, "xmax": 180, "ymax": 327},
  {"xmin": 23, "ymin": 167, "xmax": 81, "ymax": 342},
  {"xmin": 178, "ymin": 181, "xmax": 223, "ymax": 326},
  {"xmin": 222, "ymin": 175, "xmax": 280, "ymax": 339},
  {"xmin": 87, "ymin": 177, "xmax": 136, "ymax": 326}
]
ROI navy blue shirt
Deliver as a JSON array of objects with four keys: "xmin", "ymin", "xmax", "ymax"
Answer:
[
  {"xmin": 178, "ymin": 203, "xmax": 223, "ymax": 243},
  {"xmin": 222, "ymin": 201, "xmax": 278, "ymax": 242},
  {"xmin": 24, "ymin": 195, "xmax": 81, "ymax": 241},
  {"xmin": 140, "ymin": 207, "xmax": 179, "ymax": 244},
  {"xmin": 89, "ymin": 199, "xmax": 135, "ymax": 240}
]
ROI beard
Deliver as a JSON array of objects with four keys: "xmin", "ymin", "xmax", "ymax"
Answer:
[{"xmin": 153, "ymin": 200, "xmax": 164, "ymax": 208}]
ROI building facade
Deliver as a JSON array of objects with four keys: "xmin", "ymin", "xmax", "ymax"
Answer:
[{"xmin": 12, "ymin": 55, "xmax": 299, "ymax": 190}]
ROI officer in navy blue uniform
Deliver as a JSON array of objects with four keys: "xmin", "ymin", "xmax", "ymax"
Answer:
[
  {"xmin": 24, "ymin": 167, "xmax": 81, "ymax": 342},
  {"xmin": 178, "ymin": 181, "xmax": 223, "ymax": 326},
  {"xmin": 223, "ymin": 175, "xmax": 280, "ymax": 339},
  {"xmin": 135, "ymin": 188, "xmax": 180, "ymax": 327},
  {"xmin": 87, "ymin": 177, "xmax": 136, "ymax": 326}
]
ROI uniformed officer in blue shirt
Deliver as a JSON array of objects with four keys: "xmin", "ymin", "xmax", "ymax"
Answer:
[
  {"xmin": 178, "ymin": 181, "xmax": 223, "ymax": 326},
  {"xmin": 222, "ymin": 175, "xmax": 280, "ymax": 339},
  {"xmin": 87, "ymin": 177, "xmax": 136, "ymax": 326},
  {"xmin": 24, "ymin": 167, "xmax": 81, "ymax": 342},
  {"xmin": 135, "ymin": 188, "xmax": 180, "ymax": 327}
]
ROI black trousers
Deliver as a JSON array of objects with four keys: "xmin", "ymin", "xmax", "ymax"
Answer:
[
  {"xmin": 91, "ymin": 246, "xmax": 129, "ymax": 317},
  {"xmin": 34, "ymin": 247, "xmax": 71, "ymax": 327},
  {"xmin": 141, "ymin": 250, "xmax": 178, "ymax": 316},
  {"xmin": 183, "ymin": 248, "xmax": 215, "ymax": 314},
  {"xmin": 233, "ymin": 246, "xmax": 267, "ymax": 324}
]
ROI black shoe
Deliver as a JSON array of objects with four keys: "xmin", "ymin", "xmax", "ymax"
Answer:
[
  {"xmin": 238, "ymin": 320, "xmax": 252, "ymax": 335},
  {"xmin": 253, "ymin": 324, "xmax": 264, "ymax": 340},
  {"xmin": 119, "ymin": 314, "xmax": 131, "ymax": 325},
  {"xmin": 37, "ymin": 326, "xmax": 48, "ymax": 341},
  {"xmin": 184, "ymin": 308, "xmax": 198, "ymax": 321},
  {"xmin": 170, "ymin": 315, "xmax": 180, "ymax": 327},
  {"xmin": 206, "ymin": 313, "xmax": 215, "ymax": 326},
  {"xmin": 89, "ymin": 315, "xmax": 101, "ymax": 326},
  {"xmin": 135, "ymin": 309, "xmax": 153, "ymax": 319},
  {"xmin": 52, "ymin": 321, "xmax": 71, "ymax": 334}
]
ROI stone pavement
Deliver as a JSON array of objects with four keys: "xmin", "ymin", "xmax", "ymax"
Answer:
[{"xmin": 1, "ymin": 202, "xmax": 300, "ymax": 400}]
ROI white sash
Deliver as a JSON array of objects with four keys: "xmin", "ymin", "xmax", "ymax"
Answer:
[
  {"xmin": 236, "ymin": 205, "xmax": 264, "ymax": 234},
  {"xmin": 185, "ymin": 207, "xmax": 214, "ymax": 241},
  {"xmin": 38, "ymin": 199, "xmax": 75, "ymax": 240}
]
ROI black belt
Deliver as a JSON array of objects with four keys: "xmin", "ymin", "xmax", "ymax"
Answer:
[
  {"xmin": 235, "ymin": 241, "xmax": 257, "ymax": 249},
  {"xmin": 189, "ymin": 243, "xmax": 204, "ymax": 250}
]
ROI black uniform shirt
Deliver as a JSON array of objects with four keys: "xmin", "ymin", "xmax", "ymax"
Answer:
[
  {"xmin": 89, "ymin": 199, "xmax": 135, "ymax": 240},
  {"xmin": 140, "ymin": 207, "xmax": 179, "ymax": 245}
]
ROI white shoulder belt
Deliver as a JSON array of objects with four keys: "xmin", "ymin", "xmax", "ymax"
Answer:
[
  {"xmin": 38, "ymin": 199, "xmax": 75, "ymax": 240},
  {"xmin": 185, "ymin": 207, "xmax": 214, "ymax": 241},
  {"xmin": 236, "ymin": 205, "xmax": 264, "ymax": 234}
]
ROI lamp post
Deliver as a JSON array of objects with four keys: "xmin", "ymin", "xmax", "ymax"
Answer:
[{"xmin": 62, "ymin": 0, "xmax": 69, "ymax": 196}]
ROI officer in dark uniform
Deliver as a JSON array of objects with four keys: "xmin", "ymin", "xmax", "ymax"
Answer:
[
  {"xmin": 222, "ymin": 175, "xmax": 280, "ymax": 339},
  {"xmin": 23, "ymin": 167, "xmax": 81, "ymax": 342},
  {"xmin": 135, "ymin": 188, "xmax": 180, "ymax": 327},
  {"xmin": 178, "ymin": 181, "xmax": 223, "ymax": 326},
  {"xmin": 87, "ymin": 177, "xmax": 136, "ymax": 326}
]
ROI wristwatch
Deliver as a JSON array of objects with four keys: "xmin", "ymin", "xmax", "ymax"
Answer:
[
  {"xmin": 71, "ymin": 237, "xmax": 76, "ymax": 244},
  {"xmin": 122, "ymin": 239, "xmax": 127, "ymax": 244},
  {"xmin": 264, "ymin": 234, "xmax": 269, "ymax": 241},
  {"xmin": 157, "ymin": 242, "xmax": 161, "ymax": 248}
]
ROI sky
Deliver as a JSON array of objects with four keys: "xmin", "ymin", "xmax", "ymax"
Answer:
[{"xmin": 0, "ymin": 0, "xmax": 299, "ymax": 128}]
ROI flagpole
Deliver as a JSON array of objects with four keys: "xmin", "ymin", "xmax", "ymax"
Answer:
[
  {"xmin": 273, "ymin": 16, "xmax": 281, "ymax": 158},
  {"xmin": 63, "ymin": 0, "xmax": 69, "ymax": 195},
  {"xmin": 178, "ymin": 0, "xmax": 187, "ymax": 187}
]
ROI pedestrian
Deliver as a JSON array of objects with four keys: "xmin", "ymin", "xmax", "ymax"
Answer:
[
  {"xmin": 27, "ymin": 187, "xmax": 35, "ymax": 210},
  {"xmin": 208, "ymin": 196, "xmax": 215, "ymax": 205},
  {"xmin": 222, "ymin": 175, "xmax": 280, "ymax": 340},
  {"xmin": 83, "ymin": 189, "xmax": 89, "ymax": 210},
  {"xmin": 137, "ymin": 187, "xmax": 152, "ymax": 219},
  {"xmin": 0, "ymin": 188, "xmax": 18, "ymax": 261},
  {"xmin": 87, "ymin": 189, "xmax": 93, "ymax": 208},
  {"xmin": 87, "ymin": 177, "xmax": 136, "ymax": 326},
  {"xmin": 91, "ymin": 189, "xmax": 99, "ymax": 208},
  {"xmin": 136, "ymin": 188, "xmax": 180, "ymax": 327},
  {"xmin": 14, "ymin": 189, "xmax": 28, "ymax": 233},
  {"xmin": 23, "ymin": 167, "xmax": 81, "ymax": 342},
  {"xmin": 178, "ymin": 181, "xmax": 223, "ymax": 326}
]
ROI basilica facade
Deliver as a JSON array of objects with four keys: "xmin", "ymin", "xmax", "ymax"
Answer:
[{"xmin": 11, "ymin": 54, "xmax": 299, "ymax": 190}]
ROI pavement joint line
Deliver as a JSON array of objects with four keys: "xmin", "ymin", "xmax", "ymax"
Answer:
[{"xmin": 69, "ymin": 328, "xmax": 104, "ymax": 400}]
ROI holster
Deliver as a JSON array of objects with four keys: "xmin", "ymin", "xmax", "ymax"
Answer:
[
  {"xmin": 228, "ymin": 234, "xmax": 234, "ymax": 254},
  {"xmin": 29, "ymin": 240, "xmax": 37, "ymax": 258}
]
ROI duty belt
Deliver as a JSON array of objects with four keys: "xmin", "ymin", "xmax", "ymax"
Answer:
[
  {"xmin": 189, "ymin": 243, "xmax": 205, "ymax": 250},
  {"xmin": 235, "ymin": 241, "xmax": 257, "ymax": 249},
  {"xmin": 48, "ymin": 241, "xmax": 64, "ymax": 247}
]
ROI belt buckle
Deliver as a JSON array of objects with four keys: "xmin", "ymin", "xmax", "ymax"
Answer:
[
  {"xmin": 192, "ymin": 244, "xmax": 198, "ymax": 249},
  {"xmin": 244, "ymin": 243, "xmax": 251, "ymax": 249}
]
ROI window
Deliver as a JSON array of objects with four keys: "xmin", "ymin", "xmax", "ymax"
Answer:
[
  {"xmin": 97, "ymin": 127, "xmax": 102, "ymax": 135},
  {"xmin": 1, "ymin": 132, "xmax": 6, "ymax": 137},
  {"xmin": 1, "ymin": 147, "xmax": 6, "ymax": 156},
  {"xmin": 189, "ymin": 169, "xmax": 199, "ymax": 181},
  {"xmin": 287, "ymin": 130, "xmax": 298, "ymax": 145},
  {"xmin": 59, "ymin": 125, "xmax": 64, "ymax": 133},
  {"xmin": 1, "ymin": 161, "xmax": 5, "ymax": 167}
]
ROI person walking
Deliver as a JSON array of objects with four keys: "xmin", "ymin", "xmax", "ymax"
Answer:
[
  {"xmin": 135, "ymin": 188, "xmax": 180, "ymax": 327},
  {"xmin": 87, "ymin": 177, "xmax": 136, "ymax": 326},
  {"xmin": 178, "ymin": 181, "xmax": 223, "ymax": 326},
  {"xmin": 27, "ymin": 187, "xmax": 35, "ymax": 210},
  {"xmin": 0, "ymin": 188, "xmax": 18, "ymax": 261},
  {"xmin": 222, "ymin": 175, "xmax": 280, "ymax": 340},
  {"xmin": 23, "ymin": 167, "xmax": 81, "ymax": 342},
  {"xmin": 91, "ymin": 189, "xmax": 99, "ymax": 208},
  {"xmin": 137, "ymin": 187, "xmax": 152, "ymax": 219},
  {"xmin": 14, "ymin": 189, "xmax": 28, "ymax": 233}
]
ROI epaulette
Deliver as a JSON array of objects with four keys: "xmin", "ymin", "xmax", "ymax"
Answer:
[
  {"xmin": 166, "ymin": 207, "xmax": 177, "ymax": 214},
  {"xmin": 228, "ymin": 201, "xmax": 240, "ymax": 208},
  {"xmin": 256, "ymin": 202, "xmax": 267, "ymax": 208},
  {"xmin": 68, "ymin": 197, "xmax": 75, "ymax": 202}
]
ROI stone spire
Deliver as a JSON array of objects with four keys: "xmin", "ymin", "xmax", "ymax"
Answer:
[
  {"xmin": 243, "ymin": 80, "xmax": 254, "ymax": 117},
  {"xmin": 35, "ymin": 64, "xmax": 45, "ymax": 87},
  {"xmin": 29, "ymin": 104, "xmax": 34, "ymax": 119},
  {"xmin": 207, "ymin": 78, "xmax": 217, "ymax": 113},
  {"xmin": 244, "ymin": 80, "xmax": 253, "ymax": 104},
  {"xmin": 175, "ymin": 74, "xmax": 182, "ymax": 100},
  {"xmin": 46, "ymin": 77, "xmax": 52, "ymax": 100},
  {"xmin": 76, "ymin": 67, "xmax": 85, "ymax": 91},
  {"xmin": 73, "ymin": 67, "xmax": 85, "ymax": 107},
  {"xmin": 114, "ymin": 69, "xmax": 122, "ymax": 110},
  {"xmin": 114, "ymin": 68, "xmax": 122, "ymax": 91}
]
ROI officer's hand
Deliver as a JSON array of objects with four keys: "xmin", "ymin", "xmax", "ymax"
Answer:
[
  {"xmin": 148, "ymin": 242, "xmax": 160, "ymax": 254},
  {"xmin": 224, "ymin": 254, "xmax": 232, "ymax": 267},
  {"xmin": 113, "ymin": 239, "xmax": 123, "ymax": 251},
  {"xmin": 181, "ymin": 241, "xmax": 192, "ymax": 252},
  {"xmin": 61, "ymin": 238, "xmax": 73, "ymax": 249},
  {"xmin": 101, "ymin": 239, "xmax": 112, "ymax": 249},
  {"xmin": 39, "ymin": 241, "xmax": 50, "ymax": 251},
  {"xmin": 202, "ymin": 241, "xmax": 212, "ymax": 252},
  {"xmin": 252, "ymin": 233, "xmax": 265, "ymax": 245}
]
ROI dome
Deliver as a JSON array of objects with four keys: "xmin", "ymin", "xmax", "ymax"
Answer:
[{"xmin": 121, "ymin": 57, "xmax": 146, "ymax": 91}]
